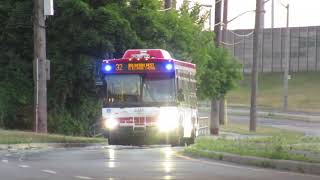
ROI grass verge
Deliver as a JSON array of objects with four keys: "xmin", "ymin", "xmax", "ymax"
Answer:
[
  {"xmin": 184, "ymin": 136, "xmax": 320, "ymax": 163},
  {"xmin": 0, "ymin": 130, "xmax": 106, "ymax": 144},
  {"xmin": 184, "ymin": 123, "xmax": 320, "ymax": 163},
  {"xmin": 220, "ymin": 122, "xmax": 303, "ymax": 136}
]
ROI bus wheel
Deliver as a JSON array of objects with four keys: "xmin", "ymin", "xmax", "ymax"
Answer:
[
  {"xmin": 185, "ymin": 129, "xmax": 196, "ymax": 145},
  {"xmin": 170, "ymin": 130, "xmax": 184, "ymax": 146},
  {"xmin": 170, "ymin": 136, "xmax": 182, "ymax": 147}
]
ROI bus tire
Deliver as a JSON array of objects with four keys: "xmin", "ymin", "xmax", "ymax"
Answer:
[
  {"xmin": 170, "ymin": 125, "xmax": 185, "ymax": 146},
  {"xmin": 186, "ymin": 134, "xmax": 195, "ymax": 145},
  {"xmin": 186, "ymin": 128, "xmax": 196, "ymax": 145},
  {"xmin": 170, "ymin": 136, "xmax": 182, "ymax": 147}
]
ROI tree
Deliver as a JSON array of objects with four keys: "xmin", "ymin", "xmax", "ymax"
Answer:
[{"xmin": 0, "ymin": 0, "xmax": 241, "ymax": 136}]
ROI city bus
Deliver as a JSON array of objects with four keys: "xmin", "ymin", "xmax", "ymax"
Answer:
[{"xmin": 99, "ymin": 49, "xmax": 198, "ymax": 145}]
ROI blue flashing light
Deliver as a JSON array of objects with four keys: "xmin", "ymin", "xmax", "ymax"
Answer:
[
  {"xmin": 104, "ymin": 64, "xmax": 112, "ymax": 72},
  {"xmin": 165, "ymin": 63, "xmax": 173, "ymax": 71}
]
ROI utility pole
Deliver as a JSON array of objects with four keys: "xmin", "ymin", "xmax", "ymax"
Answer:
[
  {"xmin": 259, "ymin": 0, "xmax": 265, "ymax": 28},
  {"xmin": 34, "ymin": 0, "xmax": 48, "ymax": 133},
  {"xmin": 164, "ymin": 0, "xmax": 172, "ymax": 9},
  {"xmin": 271, "ymin": 0, "xmax": 274, "ymax": 28},
  {"xmin": 250, "ymin": 0, "xmax": 262, "ymax": 132},
  {"xmin": 271, "ymin": 0, "xmax": 274, "ymax": 74},
  {"xmin": 210, "ymin": 0, "xmax": 222, "ymax": 135},
  {"xmin": 219, "ymin": 0, "xmax": 228, "ymax": 125},
  {"xmin": 214, "ymin": 0, "xmax": 222, "ymax": 44},
  {"xmin": 283, "ymin": 4, "xmax": 290, "ymax": 110}
]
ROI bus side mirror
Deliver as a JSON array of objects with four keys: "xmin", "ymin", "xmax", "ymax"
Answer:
[{"xmin": 177, "ymin": 89, "xmax": 185, "ymax": 102}]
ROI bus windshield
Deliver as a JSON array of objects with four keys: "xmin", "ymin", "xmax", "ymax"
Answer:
[
  {"xmin": 104, "ymin": 74, "xmax": 175, "ymax": 107},
  {"xmin": 142, "ymin": 74, "xmax": 175, "ymax": 103}
]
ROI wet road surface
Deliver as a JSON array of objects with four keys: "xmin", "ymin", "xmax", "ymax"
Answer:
[{"xmin": 1, "ymin": 145, "xmax": 319, "ymax": 180}]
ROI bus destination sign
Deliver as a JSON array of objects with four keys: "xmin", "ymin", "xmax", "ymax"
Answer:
[
  {"xmin": 102, "ymin": 62, "xmax": 174, "ymax": 73},
  {"xmin": 128, "ymin": 63, "xmax": 155, "ymax": 71},
  {"xmin": 115, "ymin": 63, "xmax": 157, "ymax": 72}
]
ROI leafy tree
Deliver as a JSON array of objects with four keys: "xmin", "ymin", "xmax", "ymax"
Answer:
[
  {"xmin": 0, "ymin": 0, "xmax": 241, "ymax": 136},
  {"xmin": 0, "ymin": 0, "xmax": 34, "ymax": 129}
]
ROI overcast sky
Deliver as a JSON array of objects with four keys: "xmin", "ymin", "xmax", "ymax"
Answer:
[{"xmin": 177, "ymin": 0, "xmax": 320, "ymax": 29}]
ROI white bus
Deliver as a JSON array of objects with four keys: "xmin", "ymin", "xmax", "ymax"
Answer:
[{"xmin": 99, "ymin": 49, "xmax": 198, "ymax": 145}]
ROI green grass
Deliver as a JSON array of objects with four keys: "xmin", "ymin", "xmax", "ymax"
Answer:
[
  {"xmin": 0, "ymin": 130, "xmax": 106, "ymax": 144},
  {"xmin": 221, "ymin": 122, "xmax": 302, "ymax": 137},
  {"xmin": 227, "ymin": 72, "xmax": 320, "ymax": 112},
  {"xmin": 185, "ymin": 135, "xmax": 320, "ymax": 163},
  {"xmin": 184, "ymin": 123, "xmax": 319, "ymax": 163}
]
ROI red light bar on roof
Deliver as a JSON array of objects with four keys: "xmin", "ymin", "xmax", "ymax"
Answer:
[{"xmin": 122, "ymin": 49, "xmax": 173, "ymax": 60}]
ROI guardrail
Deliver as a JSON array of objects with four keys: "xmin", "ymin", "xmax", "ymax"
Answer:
[{"xmin": 198, "ymin": 116, "xmax": 210, "ymax": 136}]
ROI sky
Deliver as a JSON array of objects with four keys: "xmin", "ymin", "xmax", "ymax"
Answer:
[{"xmin": 176, "ymin": 0, "xmax": 320, "ymax": 29}]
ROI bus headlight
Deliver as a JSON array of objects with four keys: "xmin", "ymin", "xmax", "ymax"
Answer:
[
  {"xmin": 104, "ymin": 117, "xmax": 119, "ymax": 130},
  {"xmin": 157, "ymin": 111, "xmax": 179, "ymax": 132}
]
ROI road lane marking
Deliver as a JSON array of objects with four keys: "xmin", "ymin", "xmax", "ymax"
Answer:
[
  {"xmin": 163, "ymin": 175, "xmax": 173, "ymax": 180},
  {"xmin": 176, "ymin": 153, "xmax": 320, "ymax": 178},
  {"xmin": 41, "ymin": 169, "xmax": 57, "ymax": 174},
  {"xmin": 1, "ymin": 159, "xmax": 8, "ymax": 163},
  {"xmin": 74, "ymin": 176, "xmax": 93, "ymax": 179},
  {"xmin": 18, "ymin": 164, "xmax": 30, "ymax": 168}
]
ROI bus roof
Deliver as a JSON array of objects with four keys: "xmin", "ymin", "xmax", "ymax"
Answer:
[{"xmin": 103, "ymin": 49, "xmax": 196, "ymax": 69}]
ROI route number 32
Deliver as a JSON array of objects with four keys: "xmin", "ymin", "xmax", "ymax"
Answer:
[{"xmin": 116, "ymin": 64, "xmax": 123, "ymax": 71}]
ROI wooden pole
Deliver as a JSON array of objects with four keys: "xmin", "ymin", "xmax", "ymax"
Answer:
[
  {"xmin": 250, "ymin": 0, "xmax": 262, "ymax": 132},
  {"xmin": 34, "ymin": 0, "xmax": 48, "ymax": 133}
]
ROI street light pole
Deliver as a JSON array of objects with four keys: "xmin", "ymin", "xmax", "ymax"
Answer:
[{"xmin": 283, "ymin": 4, "xmax": 290, "ymax": 110}]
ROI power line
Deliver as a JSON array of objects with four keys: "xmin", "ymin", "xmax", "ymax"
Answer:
[
  {"xmin": 230, "ymin": 30, "xmax": 254, "ymax": 37},
  {"xmin": 221, "ymin": 39, "xmax": 245, "ymax": 46}
]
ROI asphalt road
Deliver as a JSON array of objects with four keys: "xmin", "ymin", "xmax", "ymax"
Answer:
[
  {"xmin": 230, "ymin": 115, "xmax": 320, "ymax": 136},
  {"xmin": 1, "ymin": 145, "xmax": 319, "ymax": 180}
]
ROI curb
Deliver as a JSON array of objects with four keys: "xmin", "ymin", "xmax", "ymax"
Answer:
[
  {"xmin": 184, "ymin": 148, "xmax": 320, "ymax": 176},
  {"xmin": 0, "ymin": 143, "xmax": 107, "ymax": 151}
]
